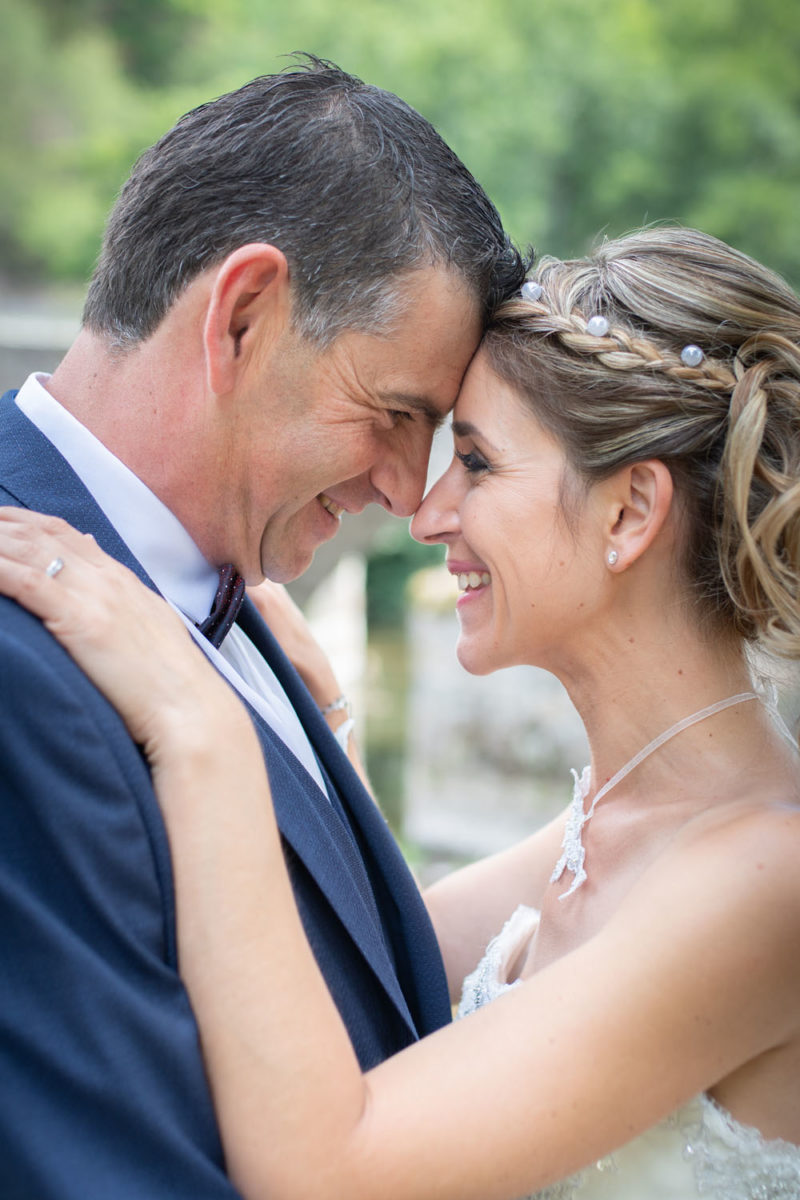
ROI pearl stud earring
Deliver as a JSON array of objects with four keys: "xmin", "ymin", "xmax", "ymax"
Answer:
[{"xmin": 607, "ymin": 549, "xmax": 619, "ymax": 566}]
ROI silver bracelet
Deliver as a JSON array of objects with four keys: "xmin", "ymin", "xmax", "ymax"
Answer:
[{"xmin": 320, "ymin": 694, "xmax": 352, "ymax": 718}]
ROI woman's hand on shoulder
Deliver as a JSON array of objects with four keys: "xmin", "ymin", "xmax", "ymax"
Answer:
[
  {"xmin": 0, "ymin": 506, "xmax": 237, "ymax": 756},
  {"xmin": 247, "ymin": 579, "xmax": 344, "ymax": 710},
  {"xmin": 247, "ymin": 579, "xmax": 373, "ymax": 788}
]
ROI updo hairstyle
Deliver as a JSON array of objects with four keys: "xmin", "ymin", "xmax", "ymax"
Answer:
[{"xmin": 483, "ymin": 227, "xmax": 800, "ymax": 658}]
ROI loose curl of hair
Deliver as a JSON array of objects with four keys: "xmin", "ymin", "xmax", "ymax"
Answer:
[{"xmin": 483, "ymin": 227, "xmax": 800, "ymax": 659}]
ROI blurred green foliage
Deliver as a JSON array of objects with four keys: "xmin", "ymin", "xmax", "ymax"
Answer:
[
  {"xmin": 4, "ymin": 0, "xmax": 800, "ymax": 288},
  {"xmin": 366, "ymin": 521, "xmax": 444, "ymax": 630}
]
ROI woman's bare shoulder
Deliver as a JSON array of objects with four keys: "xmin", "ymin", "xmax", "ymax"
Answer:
[
  {"xmin": 672, "ymin": 788, "xmax": 800, "ymax": 887},
  {"xmin": 614, "ymin": 794, "xmax": 800, "ymax": 1022}
]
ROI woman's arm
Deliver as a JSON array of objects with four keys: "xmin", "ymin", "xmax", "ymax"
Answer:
[
  {"xmin": 141, "ymin": 762, "xmax": 800, "ymax": 1200},
  {"xmin": 245, "ymin": 579, "xmax": 567, "ymax": 997},
  {"xmin": 160, "ymin": 794, "xmax": 800, "ymax": 1200},
  {"xmin": 2, "ymin": 509, "xmax": 799, "ymax": 1200}
]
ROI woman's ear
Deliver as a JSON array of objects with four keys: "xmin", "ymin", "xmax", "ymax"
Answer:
[
  {"xmin": 605, "ymin": 460, "xmax": 674, "ymax": 570},
  {"xmin": 203, "ymin": 244, "xmax": 291, "ymax": 395}
]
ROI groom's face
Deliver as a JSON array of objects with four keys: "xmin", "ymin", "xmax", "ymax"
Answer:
[{"xmin": 223, "ymin": 267, "xmax": 481, "ymax": 583}]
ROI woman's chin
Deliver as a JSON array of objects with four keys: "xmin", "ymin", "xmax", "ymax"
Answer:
[{"xmin": 455, "ymin": 636, "xmax": 500, "ymax": 677}]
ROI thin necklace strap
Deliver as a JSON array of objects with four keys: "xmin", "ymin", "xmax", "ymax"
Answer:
[
  {"xmin": 585, "ymin": 691, "xmax": 758, "ymax": 822},
  {"xmin": 753, "ymin": 675, "xmax": 800, "ymax": 753},
  {"xmin": 553, "ymin": 687, "xmax": 791, "ymax": 901}
]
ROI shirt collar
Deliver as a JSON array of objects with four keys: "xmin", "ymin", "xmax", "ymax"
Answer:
[{"xmin": 15, "ymin": 373, "xmax": 218, "ymax": 623}]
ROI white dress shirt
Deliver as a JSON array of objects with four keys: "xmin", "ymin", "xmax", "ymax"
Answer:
[{"xmin": 15, "ymin": 372, "xmax": 327, "ymax": 793}]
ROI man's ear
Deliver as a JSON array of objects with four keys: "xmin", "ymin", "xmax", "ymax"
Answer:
[
  {"xmin": 203, "ymin": 244, "xmax": 291, "ymax": 395},
  {"xmin": 605, "ymin": 460, "xmax": 674, "ymax": 570}
]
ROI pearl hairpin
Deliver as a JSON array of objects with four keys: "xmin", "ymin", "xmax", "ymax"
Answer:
[
  {"xmin": 521, "ymin": 280, "xmax": 543, "ymax": 302},
  {"xmin": 680, "ymin": 344, "xmax": 704, "ymax": 367}
]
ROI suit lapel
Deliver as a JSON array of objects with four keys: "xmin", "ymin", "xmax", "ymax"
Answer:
[
  {"xmin": 236, "ymin": 604, "xmax": 452, "ymax": 1034},
  {"xmin": 236, "ymin": 600, "xmax": 418, "ymax": 1032},
  {"xmin": 238, "ymin": 598, "xmax": 428, "ymax": 920}
]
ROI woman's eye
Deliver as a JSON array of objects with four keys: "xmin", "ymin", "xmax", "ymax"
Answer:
[{"xmin": 455, "ymin": 448, "xmax": 489, "ymax": 474}]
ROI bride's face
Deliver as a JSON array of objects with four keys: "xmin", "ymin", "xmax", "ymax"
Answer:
[{"xmin": 411, "ymin": 352, "xmax": 604, "ymax": 676}]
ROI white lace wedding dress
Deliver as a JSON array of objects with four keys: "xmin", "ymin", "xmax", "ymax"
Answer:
[{"xmin": 458, "ymin": 905, "xmax": 800, "ymax": 1199}]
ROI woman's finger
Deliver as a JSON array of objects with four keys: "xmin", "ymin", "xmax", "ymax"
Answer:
[
  {"xmin": 0, "ymin": 508, "xmax": 108, "ymax": 578},
  {"xmin": 0, "ymin": 507, "xmax": 230, "ymax": 747}
]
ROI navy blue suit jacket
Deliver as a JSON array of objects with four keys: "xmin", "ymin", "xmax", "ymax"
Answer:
[{"xmin": 0, "ymin": 387, "xmax": 451, "ymax": 1199}]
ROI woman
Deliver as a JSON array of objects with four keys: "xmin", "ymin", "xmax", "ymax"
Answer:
[{"xmin": 1, "ymin": 226, "xmax": 800, "ymax": 1198}]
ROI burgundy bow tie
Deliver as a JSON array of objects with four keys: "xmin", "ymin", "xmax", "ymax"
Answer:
[{"xmin": 197, "ymin": 564, "xmax": 246, "ymax": 648}]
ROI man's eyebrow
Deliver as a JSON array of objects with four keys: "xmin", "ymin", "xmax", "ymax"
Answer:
[{"xmin": 381, "ymin": 392, "xmax": 448, "ymax": 427}]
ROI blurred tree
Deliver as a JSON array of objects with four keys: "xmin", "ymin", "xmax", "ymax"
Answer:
[
  {"xmin": 32, "ymin": 0, "xmax": 202, "ymax": 84},
  {"xmin": 366, "ymin": 521, "xmax": 443, "ymax": 630},
  {"xmin": 3, "ymin": 0, "xmax": 799, "ymax": 286},
  {"xmin": 2, "ymin": 0, "xmax": 208, "ymax": 281}
]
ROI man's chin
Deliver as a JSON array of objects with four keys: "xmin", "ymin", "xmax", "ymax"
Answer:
[
  {"xmin": 260, "ymin": 543, "xmax": 320, "ymax": 586},
  {"xmin": 260, "ymin": 507, "xmax": 342, "ymax": 584}
]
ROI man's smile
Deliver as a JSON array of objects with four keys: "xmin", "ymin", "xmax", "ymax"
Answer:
[{"xmin": 318, "ymin": 493, "xmax": 345, "ymax": 520}]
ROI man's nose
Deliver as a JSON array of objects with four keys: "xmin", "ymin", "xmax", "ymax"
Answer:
[
  {"xmin": 410, "ymin": 461, "xmax": 460, "ymax": 544},
  {"xmin": 371, "ymin": 430, "xmax": 434, "ymax": 518}
]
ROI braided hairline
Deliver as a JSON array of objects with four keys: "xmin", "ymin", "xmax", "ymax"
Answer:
[
  {"xmin": 498, "ymin": 293, "xmax": 783, "ymax": 643},
  {"xmin": 516, "ymin": 296, "xmax": 738, "ymax": 393},
  {"xmin": 485, "ymin": 229, "xmax": 800, "ymax": 659},
  {"xmin": 547, "ymin": 301, "xmax": 793, "ymax": 640}
]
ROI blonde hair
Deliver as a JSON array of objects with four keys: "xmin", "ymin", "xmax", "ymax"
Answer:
[{"xmin": 484, "ymin": 227, "xmax": 800, "ymax": 658}]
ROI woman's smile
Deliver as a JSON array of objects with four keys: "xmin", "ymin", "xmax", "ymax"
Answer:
[
  {"xmin": 413, "ymin": 352, "xmax": 590, "ymax": 675},
  {"xmin": 449, "ymin": 559, "xmax": 492, "ymax": 604}
]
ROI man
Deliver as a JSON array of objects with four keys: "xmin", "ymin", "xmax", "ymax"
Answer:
[{"xmin": 0, "ymin": 56, "xmax": 525, "ymax": 1197}]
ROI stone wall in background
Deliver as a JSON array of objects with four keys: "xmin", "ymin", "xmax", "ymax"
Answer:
[{"xmin": 0, "ymin": 292, "xmax": 80, "ymax": 385}]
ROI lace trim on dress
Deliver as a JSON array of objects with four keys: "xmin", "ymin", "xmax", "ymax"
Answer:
[
  {"xmin": 456, "ymin": 905, "xmax": 539, "ymax": 1019},
  {"xmin": 676, "ymin": 1095, "xmax": 800, "ymax": 1199},
  {"xmin": 530, "ymin": 1096, "xmax": 800, "ymax": 1200}
]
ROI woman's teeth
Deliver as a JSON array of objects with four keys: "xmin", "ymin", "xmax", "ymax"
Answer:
[
  {"xmin": 319, "ymin": 494, "xmax": 344, "ymax": 520},
  {"xmin": 457, "ymin": 571, "xmax": 491, "ymax": 592}
]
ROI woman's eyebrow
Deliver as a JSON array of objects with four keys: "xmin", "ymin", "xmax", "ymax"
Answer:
[{"xmin": 452, "ymin": 419, "xmax": 500, "ymax": 452}]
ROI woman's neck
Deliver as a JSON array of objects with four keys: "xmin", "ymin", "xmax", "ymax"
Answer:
[{"xmin": 551, "ymin": 612, "xmax": 783, "ymax": 807}]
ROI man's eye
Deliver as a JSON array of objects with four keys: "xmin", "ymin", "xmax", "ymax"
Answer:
[
  {"xmin": 455, "ymin": 448, "xmax": 489, "ymax": 474},
  {"xmin": 388, "ymin": 410, "xmax": 414, "ymax": 424}
]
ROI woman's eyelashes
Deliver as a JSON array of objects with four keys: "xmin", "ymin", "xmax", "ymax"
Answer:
[{"xmin": 455, "ymin": 447, "xmax": 491, "ymax": 475}]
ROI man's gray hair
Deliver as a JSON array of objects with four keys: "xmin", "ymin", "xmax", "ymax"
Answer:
[{"xmin": 82, "ymin": 55, "xmax": 526, "ymax": 349}]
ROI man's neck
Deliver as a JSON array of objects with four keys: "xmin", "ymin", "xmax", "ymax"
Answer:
[{"xmin": 48, "ymin": 327, "xmax": 217, "ymax": 555}]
